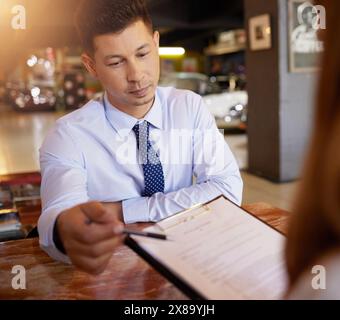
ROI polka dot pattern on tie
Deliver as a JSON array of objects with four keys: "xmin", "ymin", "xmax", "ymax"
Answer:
[{"xmin": 132, "ymin": 121, "xmax": 165, "ymax": 197}]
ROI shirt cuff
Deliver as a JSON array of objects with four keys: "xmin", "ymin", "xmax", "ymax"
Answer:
[
  {"xmin": 53, "ymin": 218, "xmax": 66, "ymax": 254},
  {"xmin": 38, "ymin": 208, "xmax": 71, "ymax": 264},
  {"xmin": 122, "ymin": 197, "xmax": 149, "ymax": 224}
]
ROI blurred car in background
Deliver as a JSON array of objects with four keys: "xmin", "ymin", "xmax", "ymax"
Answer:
[
  {"xmin": 203, "ymin": 90, "xmax": 247, "ymax": 130},
  {"xmin": 5, "ymin": 53, "xmax": 58, "ymax": 112},
  {"xmin": 159, "ymin": 72, "xmax": 247, "ymax": 130},
  {"xmin": 5, "ymin": 81, "xmax": 57, "ymax": 112},
  {"xmin": 159, "ymin": 72, "xmax": 222, "ymax": 96},
  {"xmin": 4, "ymin": 49, "xmax": 98, "ymax": 112}
]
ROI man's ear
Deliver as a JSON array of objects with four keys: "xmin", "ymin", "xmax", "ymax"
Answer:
[
  {"xmin": 153, "ymin": 31, "xmax": 160, "ymax": 50},
  {"xmin": 81, "ymin": 53, "xmax": 97, "ymax": 78}
]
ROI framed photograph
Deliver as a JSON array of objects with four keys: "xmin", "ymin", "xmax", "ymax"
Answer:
[
  {"xmin": 288, "ymin": 0, "xmax": 324, "ymax": 73},
  {"xmin": 249, "ymin": 14, "xmax": 272, "ymax": 51}
]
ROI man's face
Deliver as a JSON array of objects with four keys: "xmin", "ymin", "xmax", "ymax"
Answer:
[{"xmin": 84, "ymin": 20, "xmax": 160, "ymax": 112}]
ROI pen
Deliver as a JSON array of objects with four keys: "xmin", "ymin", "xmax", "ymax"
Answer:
[{"xmin": 122, "ymin": 228, "xmax": 167, "ymax": 240}]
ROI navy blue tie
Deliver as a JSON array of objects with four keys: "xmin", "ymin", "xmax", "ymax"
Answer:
[{"xmin": 132, "ymin": 121, "xmax": 165, "ymax": 197}]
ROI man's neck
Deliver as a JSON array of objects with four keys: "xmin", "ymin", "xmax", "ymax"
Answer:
[{"xmin": 106, "ymin": 93, "xmax": 155, "ymax": 120}]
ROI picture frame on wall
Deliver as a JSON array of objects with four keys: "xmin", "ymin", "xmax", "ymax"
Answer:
[
  {"xmin": 249, "ymin": 14, "xmax": 272, "ymax": 51},
  {"xmin": 288, "ymin": 0, "xmax": 324, "ymax": 73}
]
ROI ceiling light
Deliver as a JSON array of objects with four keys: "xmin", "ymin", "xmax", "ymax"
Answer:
[{"xmin": 159, "ymin": 47, "xmax": 185, "ymax": 56}]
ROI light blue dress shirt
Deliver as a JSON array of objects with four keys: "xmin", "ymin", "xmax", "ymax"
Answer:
[{"xmin": 38, "ymin": 86, "xmax": 243, "ymax": 263}]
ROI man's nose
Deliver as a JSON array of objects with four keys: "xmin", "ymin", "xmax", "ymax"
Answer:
[{"xmin": 127, "ymin": 60, "xmax": 144, "ymax": 83}]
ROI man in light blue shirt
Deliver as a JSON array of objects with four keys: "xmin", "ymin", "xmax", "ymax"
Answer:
[{"xmin": 38, "ymin": 0, "xmax": 243, "ymax": 274}]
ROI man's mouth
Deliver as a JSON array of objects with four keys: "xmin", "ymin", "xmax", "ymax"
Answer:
[{"xmin": 129, "ymin": 85, "xmax": 151, "ymax": 98}]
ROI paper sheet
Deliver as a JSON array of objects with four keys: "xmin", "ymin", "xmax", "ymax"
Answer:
[{"xmin": 131, "ymin": 197, "xmax": 288, "ymax": 299}]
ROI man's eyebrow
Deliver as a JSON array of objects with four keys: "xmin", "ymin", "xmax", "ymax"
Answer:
[
  {"xmin": 104, "ymin": 43, "xmax": 150, "ymax": 60},
  {"xmin": 104, "ymin": 44, "xmax": 150, "ymax": 60},
  {"xmin": 136, "ymin": 43, "xmax": 150, "ymax": 51},
  {"xmin": 104, "ymin": 54, "xmax": 122, "ymax": 60}
]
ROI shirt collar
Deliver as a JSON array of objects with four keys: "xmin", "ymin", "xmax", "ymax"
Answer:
[{"xmin": 103, "ymin": 89, "xmax": 163, "ymax": 138}]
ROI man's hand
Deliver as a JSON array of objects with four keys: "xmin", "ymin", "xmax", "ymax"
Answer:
[{"xmin": 56, "ymin": 201, "xmax": 124, "ymax": 275}]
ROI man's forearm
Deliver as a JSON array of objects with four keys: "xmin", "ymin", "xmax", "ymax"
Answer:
[{"xmin": 122, "ymin": 175, "xmax": 242, "ymax": 224}]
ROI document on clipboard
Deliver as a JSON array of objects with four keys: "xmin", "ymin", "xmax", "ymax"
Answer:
[{"xmin": 125, "ymin": 196, "xmax": 288, "ymax": 300}]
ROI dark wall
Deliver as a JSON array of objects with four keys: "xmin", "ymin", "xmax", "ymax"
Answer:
[
  {"xmin": 245, "ymin": 0, "xmax": 317, "ymax": 182},
  {"xmin": 245, "ymin": 0, "xmax": 280, "ymax": 181}
]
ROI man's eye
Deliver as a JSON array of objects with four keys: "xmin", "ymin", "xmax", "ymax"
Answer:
[
  {"xmin": 138, "ymin": 52, "xmax": 150, "ymax": 58},
  {"xmin": 108, "ymin": 61, "xmax": 122, "ymax": 67}
]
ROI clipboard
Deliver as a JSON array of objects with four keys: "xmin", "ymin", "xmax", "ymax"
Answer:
[{"xmin": 125, "ymin": 195, "xmax": 287, "ymax": 300}]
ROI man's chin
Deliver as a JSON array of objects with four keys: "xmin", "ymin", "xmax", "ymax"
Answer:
[
  {"xmin": 132, "ymin": 96, "xmax": 155, "ymax": 107},
  {"xmin": 130, "ymin": 94, "xmax": 155, "ymax": 108}
]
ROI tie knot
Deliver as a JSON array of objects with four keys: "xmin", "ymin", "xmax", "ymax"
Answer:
[
  {"xmin": 132, "ymin": 121, "xmax": 149, "ymax": 139},
  {"xmin": 132, "ymin": 120, "xmax": 150, "ymax": 151}
]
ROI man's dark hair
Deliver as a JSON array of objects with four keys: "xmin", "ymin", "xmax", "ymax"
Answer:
[{"xmin": 75, "ymin": 0, "xmax": 153, "ymax": 55}]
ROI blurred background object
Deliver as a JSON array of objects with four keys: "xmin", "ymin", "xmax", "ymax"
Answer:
[{"xmin": 159, "ymin": 72, "xmax": 247, "ymax": 130}]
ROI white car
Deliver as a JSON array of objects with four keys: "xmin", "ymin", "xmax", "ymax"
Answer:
[
  {"xmin": 203, "ymin": 90, "xmax": 247, "ymax": 129},
  {"xmin": 159, "ymin": 72, "xmax": 247, "ymax": 129}
]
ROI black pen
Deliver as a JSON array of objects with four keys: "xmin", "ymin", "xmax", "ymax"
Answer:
[{"xmin": 122, "ymin": 228, "xmax": 167, "ymax": 240}]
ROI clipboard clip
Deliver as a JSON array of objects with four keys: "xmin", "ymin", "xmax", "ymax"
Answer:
[{"xmin": 157, "ymin": 203, "xmax": 211, "ymax": 231}]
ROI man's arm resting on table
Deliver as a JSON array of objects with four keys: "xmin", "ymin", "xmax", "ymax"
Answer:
[{"xmin": 121, "ymin": 173, "xmax": 242, "ymax": 224}]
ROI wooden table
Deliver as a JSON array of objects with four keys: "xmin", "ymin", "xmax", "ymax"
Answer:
[{"xmin": 0, "ymin": 202, "xmax": 290, "ymax": 300}]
